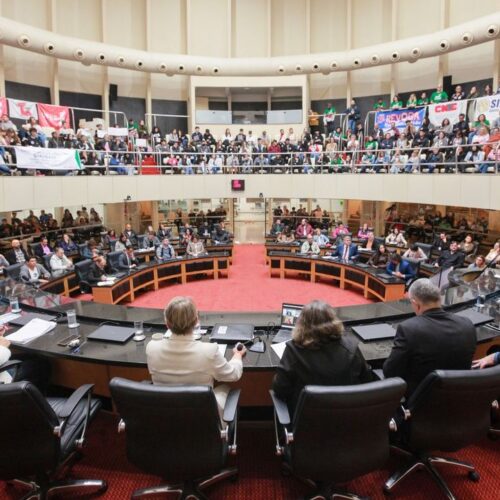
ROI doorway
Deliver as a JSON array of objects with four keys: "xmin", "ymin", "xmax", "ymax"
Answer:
[{"xmin": 232, "ymin": 197, "xmax": 266, "ymax": 243}]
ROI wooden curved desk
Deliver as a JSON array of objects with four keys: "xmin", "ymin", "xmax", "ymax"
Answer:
[{"xmin": 267, "ymin": 252, "xmax": 406, "ymax": 302}]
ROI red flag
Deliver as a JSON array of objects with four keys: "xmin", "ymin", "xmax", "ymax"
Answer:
[{"xmin": 37, "ymin": 103, "xmax": 70, "ymax": 129}]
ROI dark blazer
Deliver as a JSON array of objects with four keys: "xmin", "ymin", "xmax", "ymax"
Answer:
[
  {"xmin": 333, "ymin": 243, "xmax": 358, "ymax": 261},
  {"xmin": 5, "ymin": 247, "xmax": 29, "ymax": 265},
  {"xmin": 386, "ymin": 259, "xmax": 416, "ymax": 281},
  {"xmin": 124, "ymin": 230, "xmax": 138, "ymax": 247},
  {"xmin": 117, "ymin": 252, "xmax": 139, "ymax": 270},
  {"xmin": 87, "ymin": 262, "xmax": 117, "ymax": 284},
  {"xmin": 34, "ymin": 243, "xmax": 54, "ymax": 259},
  {"xmin": 438, "ymin": 249, "xmax": 465, "ymax": 268},
  {"xmin": 383, "ymin": 308, "xmax": 477, "ymax": 397},
  {"xmin": 272, "ymin": 337, "xmax": 374, "ymax": 413}
]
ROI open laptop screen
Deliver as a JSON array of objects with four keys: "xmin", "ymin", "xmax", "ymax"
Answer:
[{"xmin": 281, "ymin": 303, "xmax": 304, "ymax": 330}]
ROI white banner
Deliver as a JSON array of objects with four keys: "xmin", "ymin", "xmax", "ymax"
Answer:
[
  {"xmin": 474, "ymin": 95, "xmax": 500, "ymax": 123},
  {"xmin": 15, "ymin": 146, "xmax": 82, "ymax": 171},
  {"xmin": 8, "ymin": 98, "xmax": 38, "ymax": 120},
  {"xmin": 428, "ymin": 101, "xmax": 467, "ymax": 127},
  {"xmin": 108, "ymin": 127, "xmax": 128, "ymax": 137}
]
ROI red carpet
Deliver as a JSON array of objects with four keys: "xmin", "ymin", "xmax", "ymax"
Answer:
[
  {"xmin": 131, "ymin": 244, "xmax": 373, "ymax": 312},
  {"xmin": 1, "ymin": 412, "xmax": 498, "ymax": 499}
]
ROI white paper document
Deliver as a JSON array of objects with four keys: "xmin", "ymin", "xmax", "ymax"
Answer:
[
  {"xmin": 271, "ymin": 341, "xmax": 289, "ymax": 360},
  {"xmin": 6, "ymin": 318, "xmax": 56, "ymax": 344},
  {"xmin": 217, "ymin": 344, "xmax": 227, "ymax": 356},
  {"xmin": 0, "ymin": 312, "xmax": 21, "ymax": 325}
]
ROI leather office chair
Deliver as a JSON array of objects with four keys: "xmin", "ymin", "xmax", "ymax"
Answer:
[
  {"xmin": 0, "ymin": 381, "xmax": 107, "ymax": 499},
  {"xmin": 77, "ymin": 243, "xmax": 88, "ymax": 258},
  {"xmin": 106, "ymin": 250, "xmax": 123, "ymax": 270},
  {"xmin": 108, "ymin": 239, "xmax": 117, "ymax": 252},
  {"xmin": 74, "ymin": 258, "xmax": 93, "ymax": 293},
  {"xmin": 416, "ymin": 242, "xmax": 433, "ymax": 261},
  {"xmin": 42, "ymin": 254, "xmax": 52, "ymax": 271},
  {"xmin": 136, "ymin": 234, "xmax": 146, "ymax": 248},
  {"xmin": 109, "ymin": 378, "xmax": 240, "ymax": 500},
  {"xmin": 4, "ymin": 263, "xmax": 23, "ymax": 281},
  {"xmin": 384, "ymin": 366, "xmax": 500, "ymax": 498},
  {"xmin": 271, "ymin": 379, "xmax": 407, "ymax": 500}
]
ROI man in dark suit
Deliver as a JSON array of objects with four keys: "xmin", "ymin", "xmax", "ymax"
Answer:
[
  {"xmin": 87, "ymin": 256, "xmax": 117, "ymax": 285},
  {"xmin": 118, "ymin": 246, "xmax": 139, "ymax": 270},
  {"xmin": 436, "ymin": 240, "xmax": 465, "ymax": 269},
  {"xmin": 383, "ymin": 278, "xmax": 476, "ymax": 397},
  {"xmin": 123, "ymin": 223, "xmax": 138, "ymax": 247},
  {"xmin": 386, "ymin": 253, "xmax": 415, "ymax": 282},
  {"xmin": 5, "ymin": 239, "xmax": 29, "ymax": 265},
  {"xmin": 332, "ymin": 235, "xmax": 358, "ymax": 262},
  {"xmin": 34, "ymin": 237, "xmax": 54, "ymax": 259}
]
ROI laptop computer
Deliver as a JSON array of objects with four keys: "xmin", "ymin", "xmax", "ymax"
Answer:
[
  {"xmin": 351, "ymin": 323, "xmax": 397, "ymax": 342},
  {"xmin": 272, "ymin": 303, "xmax": 304, "ymax": 344},
  {"xmin": 455, "ymin": 308, "xmax": 494, "ymax": 327},
  {"xmin": 9, "ymin": 311, "xmax": 58, "ymax": 327},
  {"xmin": 209, "ymin": 323, "xmax": 254, "ymax": 344},
  {"xmin": 87, "ymin": 325, "xmax": 136, "ymax": 344}
]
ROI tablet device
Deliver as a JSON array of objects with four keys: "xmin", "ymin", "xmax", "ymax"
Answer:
[
  {"xmin": 87, "ymin": 325, "xmax": 135, "ymax": 344},
  {"xmin": 351, "ymin": 323, "xmax": 397, "ymax": 342},
  {"xmin": 455, "ymin": 308, "xmax": 494, "ymax": 327}
]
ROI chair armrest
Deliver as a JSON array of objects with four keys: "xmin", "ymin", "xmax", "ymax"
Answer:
[
  {"xmin": 57, "ymin": 383, "xmax": 94, "ymax": 419},
  {"xmin": 270, "ymin": 390, "xmax": 291, "ymax": 426},
  {"xmin": 223, "ymin": 389, "xmax": 241, "ymax": 423},
  {"xmin": 0, "ymin": 359, "xmax": 22, "ymax": 378}
]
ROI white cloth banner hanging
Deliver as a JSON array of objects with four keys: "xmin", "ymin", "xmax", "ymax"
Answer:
[
  {"xmin": 8, "ymin": 98, "xmax": 38, "ymax": 120},
  {"xmin": 108, "ymin": 127, "xmax": 128, "ymax": 137},
  {"xmin": 15, "ymin": 146, "xmax": 82, "ymax": 171},
  {"xmin": 428, "ymin": 101, "xmax": 467, "ymax": 127},
  {"xmin": 474, "ymin": 95, "xmax": 500, "ymax": 123}
]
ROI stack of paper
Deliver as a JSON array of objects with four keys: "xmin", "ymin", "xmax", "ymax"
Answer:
[
  {"xmin": 6, "ymin": 318, "xmax": 56, "ymax": 344},
  {"xmin": 0, "ymin": 312, "xmax": 21, "ymax": 325},
  {"xmin": 271, "ymin": 341, "xmax": 289, "ymax": 360}
]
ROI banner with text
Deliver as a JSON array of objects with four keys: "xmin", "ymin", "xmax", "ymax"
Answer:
[
  {"xmin": 428, "ymin": 101, "xmax": 467, "ymax": 127},
  {"xmin": 374, "ymin": 107, "xmax": 425, "ymax": 132},
  {"xmin": 37, "ymin": 103, "xmax": 71, "ymax": 129},
  {"xmin": 474, "ymin": 95, "xmax": 500, "ymax": 123},
  {"xmin": 15, "ymin": 146, "xmax": 82, "ymax": 171},
  {"xmin": 8, "ymin": 98, "xmax": 38, "ymax": 120},
  {"xmin": 0, "ymin": 97, "xmax": 7, "ymax": 117}
]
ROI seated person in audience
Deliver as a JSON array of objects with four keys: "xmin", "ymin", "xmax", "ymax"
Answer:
[
  {"xmin": 472, "ymin": 352, "xmax": 500, "ymax": 369},
  {"xmin": 313, "ymin": 227, "xmax": 330, "ymax": 247},
  {"xmin": 277, "ymin": 226, "xmax": 295, "ymax": 243},
  {"xmin": 436, "ymin": 240, "xmax": 465, "ymax": 269},
  {"xmin": 485, "ymin": 241, "xmax": 500, "ymax": 266},
  {"xmin": 295, "ymin": 218, "xmax": 313, "ymax": 239},
  {"xmin": 5, "ymin": 239, "xmax": 29, "ymax": 265},
  {"xmin": 146, "ymin": 296, "xmax": 246, "ymax": 418},
  {"xmin": 385, "ymin": 227, "xmax": 407, "ymax": 247},
  {"xmin": 459, "ymin": 234, "xmax": 475, "ymax": 256},
  {"xmin": 156, "ymin": 238, "xmax": 176, "ymax": 262},
  {"xmin": 271, "ymin": 219, "xmax": 284, "ymax": 236},
  {"xmin": 143, "ymin": 231, "xmax": 160, "ymax": 249},
  {"xmin": 34, "ymin": 236, "xmax": 54, "ymax": 259},
  {"xmin": 368, "ymin": 244, "xmax": 390, "ymax": 268},
  {"xmin": 357, "ymin": 223, "xmax": 370, "ymax": 240},
  {"xmin": 0, "ymin": 252, "xmax": 8, "ymax": 274},
  {"xmin": 332, "ymin": 235, "xmax": 358, "ymax": 263},
  {"xmin": 212, "ymin": 224, "xmax": 230, "ymax": 244},
  {"xmin": 115, "ymin": 233, "xmax": 128, "ymax": 252},
  {"xmin": 332, "ymin": 222, "xmax": 349, "ymax": 240},
  {"xmin": 432, "ymin": 232, "xmax": 450, "ymax": 253},
  {"xmin": 49, "ymin": 247, "xmax": 74, "ymax": 273},
  {"xmin": 300, "ymin": 234, "xmax": 320, "ymax": 255},
  {"xmin": 123, "ymin": 223, "xmax": 138, "ymax": 247},
  {"xmin": 403, "ymin": 244, "xmax": 428, "ymax": 262},
  {"xmin": 186, "ymin": 235, "xmax": 205, "ymax": 257},
  {"xmin": 81, "ymin": 238, "xmax": 101, "ymax": 260},
  {"xmin": 58, "ymin": 233, "xmax": 78, "ymax": 253},
  {"xmin": 362, "ymin": 231, "xmax": 378, "ymax": 251},
  {"xmin": 386, "ymin": 253, "xmax": 415, "ymax": 282},
  {"xmin": 272, "ymin": 300, "xmax": 373, "ymax": 413},
  {"xmin": 180, "ymin": 227, "xmax": 194, "ymax": 246},
  {"xmin": 467, "ymin": 255, "xmax": 486, "ymax": 271},
  {"xmin": 157, "ymin": 223, "xmax": 172, "ymax": 241},
  {"xmin": 20, "ymin": 257, "xmax": 51, "ymax": 285},
  {"xmin": 383, "ymin": 279, "xmax": 476, "ymax": 397},
  {"xmin": 118, "ymin": 245, "xmax": 139, "ymax": 270},
  {"xmin": 88, "ymin": 255, "xmax": 117, "ymax": 284},
  {"xmin": 105, "ymin": 229, "xmax": 118, "ymax": 247}
]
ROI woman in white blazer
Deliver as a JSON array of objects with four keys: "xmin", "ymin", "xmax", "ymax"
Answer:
[{"xmin": 146, "ymin": 296, "xmax": 246, "ymax": 418}]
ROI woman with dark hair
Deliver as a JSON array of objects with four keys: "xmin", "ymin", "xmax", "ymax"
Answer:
[
  {"xmin": 272, "ymin": 300, "xmax": 373, "ymax": 412},
  {"xmin": 368, "ymin": 244, "xmax": 390, "ymax": 268}
]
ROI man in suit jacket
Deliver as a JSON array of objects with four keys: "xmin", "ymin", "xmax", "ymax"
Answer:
[
  {"xmin": 34, "ymin": 237, "xmax": 54, "ymax": 259},
  {"xmin": 142, "ymin": 232, "xmax": 161, "ymax": 249},
  {"xmin": 386, "ymin": 253, "xmax": 416, "ymax": 282},
  {"xmin": 87, "ymin": 256, "xmax": 117, "ymax": 285},
  {"xmin": 123, "ymin": 223, "xmax": 138, "ymax": 247},
  {"xmin": 383, "ymin": 278, "xmax": 476, "ymax": 397},
  {"xmin": 118, "ymin": 246, "xmax": 139, "ymax": 270},
  {"xmin": 20, "ymin": 257, "xmax": 51, "ymax": 285},
  {"xmin": 332, "ymin": 235, "xmax": 358, "ymax": 262},
  {"xmin": 146, "ymin": 296, "xmax": 246, "ymax": 418},
  {"xmin": 436, "ymin": 240, "xmax": 465, "ymax": 269},
  {"xmin": 5, "ymin": 239, "xmax": 29, "ymax": 265},
  {"xmin": 295, "ymin": 218, "xmax": 313, "ymax": 238}
]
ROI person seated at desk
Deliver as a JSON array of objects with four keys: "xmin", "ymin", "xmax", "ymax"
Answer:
[
  {"xmin": 212, "ymin": 224, "xmax": 230, "ymax": 244},
  {"xmin": 20, "ymin": 257, "xmax": 51, "ymax": 285},
  {"xmin": 331, "ymin": 235, "xmax": 358, "ymax": 263},
  {"xmin": 357, "ymin": 222, "xmax": 371, "ymax": 240},
  {"xmin": 271, "ymin": 219, "xmax": 284, "ymax": 236},
  {"xmin": 118, "ymin": 245, "xmax": 139, "ymax": 270},
  {"xmin": 157, "ymin": 223, "xmax": 172, "ymax": 241},
  {"xmin": 383, "ymin": 279, "xmax": 476, "ymax": 397},
  {"xmin": 435, "ymin": 241, "xmax": 465, "ymax": 269},
  {"xmin": 34, "ymin": 236, "xmax": 54, "ymax": 259},
  {"xmin": 362, "ymin": 231, "xmax": 378, "ymax": 251},
  {"xmin": 277, "ymin": 226, "xmax": 295, "ymax": 244},
  {"xmin": 114, "ymin": 233, "xmax": 128, "ymax": 252},
  {"xmin": 0, "ymin": 252, "xmax": 9, "ymax": 274},
  {"xmin": 300, "ymin": 234, "xmax": 320, "ymax": 255},
  {"xmin": 467, "ymin": 255, "xmax": 486, "ymax": 271},
  {"xmin": 472, "ymin": 352, "xmax": 500, "ymax": 369},
  {"xmin": 143, "ymin": 231, "xmax": 160, "ymax": 250},
  {"xmin": 87, "ymin": 255, "xmax": 117, "ymax": 284},
  {"xmin": 58, "ymin": 233, "xmax": 78, "ymax": 254},
  {"xmin": 272, "ymin": 300, "xmax": 373, "ymax": 414},
  {"xmin": 49, "ymin": 247, "xmax": 74, "ymax": 273},
  {"xmin": 5, "ymin": 239, "xmax": 29, "ymax": 265},
  {"xmin": 313, "ymin": 227, "xmax": 330, "ymax": 247},
  {"xmin": 81, "ymin": 238, "xmax": 101, "ymax": 260},
  {"xmin": 386, "ymin": 253, "xmax": 415, "ymax": 282},
  {"xmin": 146, "ymin": 296, "xmax": 246, "ymax": 418},
  {"xmin": 180, "ymin": 227, "xmax": 194, "ymax": 246},
  {"xmin": 104, "ymin": 229, "xmax": 117, "ymax": 248},
  {"xmin": 368, "ymin": 244, "xmax": 389, "ymax": 268},
  {"xmin": 332, "ymin": 222, "xmax": 350, "ymax": 240},
  {"xmin": 186, "ymin": 235, "xmax": 205, "ymax": 257},
  {"xmin": 156, "ymin": 238, "xmax": 176, "ymax": 262},
  {"xmin": 459, "ymin": 234, "xmax": 476, "ymax": 260},
  {"xmin": 123, "ymin": 223, "xmax": 138, "ymax": 247},
  {"xmin": 432, "ymin": 231, "xmax": 450, "ymax": 253},
  {"xmin": 402, "ymin": 244, "xmax": 428, "ymax": 262},
  {"xmin": 485, "ymin": 241, "xmax": 500, "ymax": 267},
  {"xmin": 295, "ymin": 218, "xmax": 313, "ymax": 239},
  {"xmin": 385, "ymin": 227, "xmax": 407, "ymax": 247}
]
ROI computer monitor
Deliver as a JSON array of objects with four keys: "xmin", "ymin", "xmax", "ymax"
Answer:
[{"xmin": 281, "ymin": 303, "xmax": 304, "ymax": 330}]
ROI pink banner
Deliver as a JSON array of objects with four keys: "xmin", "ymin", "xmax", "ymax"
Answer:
[
  {"xmin": 0, "ymin": 97, "xmax": 7, "ymax": 117},
  {"xmin": 37, "ymin": 103, "xmax": 70, "ymax": 129}
]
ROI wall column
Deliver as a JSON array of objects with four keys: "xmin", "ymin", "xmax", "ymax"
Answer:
[{"xmin": 346, "ymin": 0, "xmax": 353, "ymax": 104}]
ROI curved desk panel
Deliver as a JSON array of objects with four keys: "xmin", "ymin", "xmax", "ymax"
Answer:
[{"xmin": 268, "ymin": 252, "xmax": 406, "ymax": 302}]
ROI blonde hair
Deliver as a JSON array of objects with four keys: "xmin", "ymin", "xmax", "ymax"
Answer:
[
  {"xmin": 292, "ymin": 300, "xmax": 344, "ymax": 348},
  {"xmin": 164, "ymin": 296, "xmax": 198, "ymax": 336}
]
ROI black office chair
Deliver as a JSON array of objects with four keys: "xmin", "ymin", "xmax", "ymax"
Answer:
[
  {"xmin": 108, "ymin": 239, "xmax": 117, "ymax": 252},
  {"xmin": 109, "ymin": 378, "xmax": 240, "ymax": 499},
  {"xmin": 74, "ymin": 258, "xmax": 93, "ymax": 293},
  {"xmin": 43, "ymin": 253, "xmax": 52, "ymax": 271},
  {"xmin": 271, "ymin": 378, "xmax": 407, "ymax": 500},
  {"xmin": 136, "ymin": 234, "xmax": 146, "ymax": 248},
  {"xmin": 106, "ymin": 250, "xmax": 123, "ymax": 270},
  {"xmin": 77, "ymin": 243, "xmax": 88, "ymax": 258},
  {"xmin": 0, "ymin": 381, "xmax": 107, "ymax": 499},
  {"xmin": 416, "ymin": 242, "xmax": 432, "ymax": 261},
  {"xmin": 384, "ymin": 366, "xmax": 500, "ymax": 498},
  {"xmin": 4, "ymin": 263, "xmax": 23, "ymax": 281}
]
